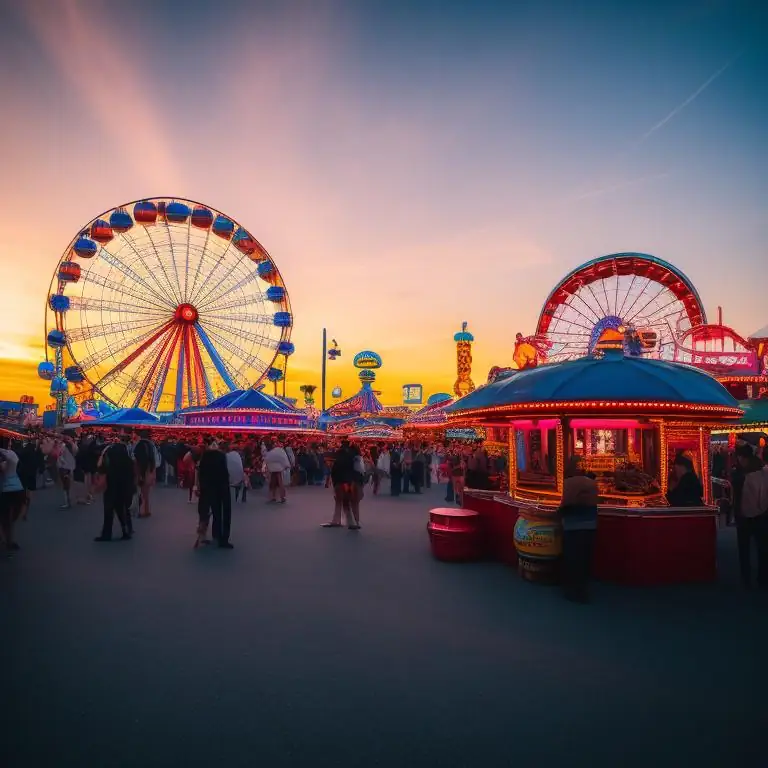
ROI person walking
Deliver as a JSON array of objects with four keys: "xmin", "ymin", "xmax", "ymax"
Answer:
[
  {"xmin": 224, "ymin": 442, "xmax": 246, "ymax": 504},
  {"xmin": 733, "ymin": 444, "xmax": 768, "ymax": 589},
  {"xmin": 132, "ymin": 431, "xmax": 157, "ymax": 518},
  {"xmin": 197, "ymin": 439, "xmax": 232, "ymax": 549},
  {"xmin": 401, "ymin": 445, "xmax": 413, "ymax": 494},
  {"xmin": 322, "ymin": 441, "xmax": 360, "ymax": 529},
  {"xmin": 411, "ymin": 446, "xmax": 425, "ymax": 494},
  {"xmin": 56, "ymin": 436, "xmax": 77, "ymax": 509},
  {"xmin": 0, "ymin": 437, "xmax": 26, "ymax": 553},
  {"xmin": 94, "ymin": 437, "xmax": 134, "ymax": 542},
  {"xmin": 264, "ymin": 440, "xmax": 291, "ymax": 504},
  {"xmin": 390, "ymin": 446, "xmax": 402, "ymax": 496},
  {"xmin": 558, "ymin": 457, "xmax": 598, "ymax": 603}
]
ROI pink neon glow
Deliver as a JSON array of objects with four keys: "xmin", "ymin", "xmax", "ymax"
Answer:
[
  {"xmin": 509, "ymin": 419, "xmax": 560, "ymax": 429},
  {"xmin": 569, "ymin": 419, "xmax": 651, "ymax": 429}
]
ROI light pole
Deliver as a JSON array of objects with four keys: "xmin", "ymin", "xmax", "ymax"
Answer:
[
  {"xmin": 322, "ymin": 328, "xmax": 327, "ymax": 412},
  {"xmin": 321, "ymin": 328, "xmax": 341, "ymax": 412}
]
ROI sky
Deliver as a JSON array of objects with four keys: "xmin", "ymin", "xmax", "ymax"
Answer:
[{"xmin": 0, "ymin": 0, "xmax": 766, "ymax": 408}]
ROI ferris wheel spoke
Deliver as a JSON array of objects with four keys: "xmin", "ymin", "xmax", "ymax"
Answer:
[
  {"xmin": 624, "ymin": 284, "xmax": 668, "ymax": 326},
  {"xmin": 99, "ymin": 245, "xmax": 177, "ymax": 310},
  {"xmin": 198, "ymin": 324, "xmax": 268, "ymax": 381},
  {"xmin": 66, "ymin": 296, "xmax": 167, "ymax": 319},
  {"xmin": 128, "ymin": 325, "xmax": 180, "ymax": 409},
  {"xmin": 553, "ymin": 307, "xmax": 597, "ymax": 334},
  {"xmin": 188, "ymin": 326, "xmax": 214, "ymax": 404},
  {"xmin": 66, "ymin": 317, "xmax": 163, "ymax": 345},
  {"xmin": 203, "ymin": 296, "xmax": 265, "ymax": 315},
  {"xmin": 195, "ymin": 264, "xmax": 260, "ymax": 312},
  {"xmin": 78, "ymin": 271, "xmax": 175, "ymax": 314},
  {"xmin": 194, "ymin": 323, "xmax": 241, "ymax": 392},
  {"xmin": 147, "ymin": 325, "xmax": 184, "ymax": 412},
  {"xmin": 157, "ymin": 218, "xmax": 186, "ymax": 305},
  {"xmin": 615, "ymin": 273, "xmax": 638, "ymax": 320},
  {"xmin": 201, "ymin": 317, "xmax": 276, "ymax": 352},
  {"xmin": 570, "ymin": 292, "xmax": 604, "ymax": 324},
  {"xmin": 584, "ymin": 282, "xmax": 609, "ymax": 318},
  {"xmin": 201, "ymin": 311, "xmax": 272, "ymax": 325},
  {"xmin": 188, "ymin": 239, "xmax": 237, "ymax": 308},
  {"xmin": 617, "ymin": 277, "xmax": 652, "ymax": 323},
  {"xmin": 83, "ymin": 319, "xmax": 175, "ymax": 382},
  {"xmin": 185, "ymin": 227, "xmax": 212, "ymax": 304},
  {"xmin": 143, "ymin": 227, "xmax": 184, "ymax": 306}
]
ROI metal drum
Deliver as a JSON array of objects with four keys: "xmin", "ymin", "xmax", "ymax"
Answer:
[{"xmin": 513, "ymin": 509, "xmax": 562, "ymax": 583}]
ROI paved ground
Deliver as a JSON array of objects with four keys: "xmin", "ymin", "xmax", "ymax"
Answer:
[{"xmin": 3, "ymin": 482, "xmax": 766, "ymax": 767}]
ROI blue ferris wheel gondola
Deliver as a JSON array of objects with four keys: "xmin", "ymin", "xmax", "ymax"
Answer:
[
  {"xmin": 191, "ymin": 207, "xmax": 213, "ymax": 228},
  {"xmin": 273, "ymin": 311, "xmax": 292, "ymax": 328},
  {"xmin": 266, "ymin": 367, "xmax": 284, "ymax": 382},
  {"xmin": 73, "ymin": 236, "xmax": 98, "ymax": 259},
  {"xmin": 49, "ymin": 294, "xmax": 70, "ymax": 313},
  {"xmin": 110, "ymin": 209, "xmax": 133, "ymax": 233},
  {"xmin": 47, "ymin": 329, "xmax": 67, "ymax": 348},
  {"xmin": 50, "ymin": 375, "xmax": 69, "ymax": 393},
  {"xmin": 38, "ymin": 361, "xmax": 55, "ymax": 380},
  {"xmin": 277, "ymin": 341, "xmax": 295, "ymax": 356},
  {"xmin": 166, "ymin": 201, "xmax": 191, "ymax": 223},
  {"xmin": 257, "ymin": 260, "xmax": 277, "ymax": 283},
  {"xmin": 65, "ymin": 365, "xmax": 85, "ymax": 383},
  {"xmin": 266, "ymin": 286, "xmax": 286, "ymax": 303},
  {"xmin": 134, "ymin": 200, "xmax": 158, "ymax": 224},
  {"xmin": 212, "ymin": 215, "xmax": 234, "ymax": 239}
]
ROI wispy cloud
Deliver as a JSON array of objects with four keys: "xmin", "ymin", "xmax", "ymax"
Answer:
[
  {"xmin": 572, "ymin": 171, "xmax": 672, "ymax": 201},
  {"xmin": 17, "ymin": 0, "xmax": 181, "ymax": 191},
  {"xmin": 635, "ymin": 51, "xmax": 742, "ymax": 145}
]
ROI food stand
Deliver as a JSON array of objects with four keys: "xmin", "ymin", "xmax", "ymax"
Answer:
[{"xmin": 442, "ymin": 348, "xmax": 743, "ymax": 585}]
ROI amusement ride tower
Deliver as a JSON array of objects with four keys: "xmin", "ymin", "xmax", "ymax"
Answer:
[{"xmin": 453, "ymin": 321, "xmax": 475, "ymax": 398}]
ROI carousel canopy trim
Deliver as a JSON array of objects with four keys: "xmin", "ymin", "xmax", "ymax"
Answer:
[
  {"xmin": 749, "ymin": 324, "xmax": 768, "ymax": 340},
  {"xmin": 446, "ymin": 353, "xmax": 742, "ymax": 419},
  {"xmin": 95, "ymin": 407, "xmax": 160, "ymax": 425}
]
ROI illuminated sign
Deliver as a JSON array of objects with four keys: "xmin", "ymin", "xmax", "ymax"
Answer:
[
  {"xmin": 402, "ymin": 384, "xmax": 423, "ymax": 405},
  {"xmin": 677, "ymin": 350, "xmax": 758, "ymax": 374}
]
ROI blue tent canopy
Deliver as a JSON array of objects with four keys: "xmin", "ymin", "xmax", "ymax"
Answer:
[{"xmin": 96, "ymin": 407, "xmax": 160, "ymax": 425}]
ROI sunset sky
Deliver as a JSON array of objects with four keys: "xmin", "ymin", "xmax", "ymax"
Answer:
[{"xmin": 0, "ymin": 0, "xmax": 765, "ymax": 409}]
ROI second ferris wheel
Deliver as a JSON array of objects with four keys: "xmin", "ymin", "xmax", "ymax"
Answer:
[{"xmin": 44, "ymin": 197, "xmax": 294, "ymax": 412}]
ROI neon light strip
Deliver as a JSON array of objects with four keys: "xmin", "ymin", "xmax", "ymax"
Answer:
[
  {"xmin": 195, "ymin": 322, "xmax": 237, "ymax": 391},
  {"xmin": 174, "ymin": 339, "xmax": 185, "ymax": 411}
]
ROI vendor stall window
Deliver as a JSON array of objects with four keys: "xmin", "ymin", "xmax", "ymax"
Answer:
[
  {"xmin": 568, "ymin": 419, "xmax": 661, "ymax": 503},
  {"xmin": 515, "ymin": 422, "xmax": 558, "ymax": 490}
]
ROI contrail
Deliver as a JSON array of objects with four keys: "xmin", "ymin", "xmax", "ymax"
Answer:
[
  {"xmin": 573, "ymin": 172, "xmax": 671, "ymax": 201},
  {"xmin": 637, "ymin": 52, "xmax": 742, "ymax": 144}
]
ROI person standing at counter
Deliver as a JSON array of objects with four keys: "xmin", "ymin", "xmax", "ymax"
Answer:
[
  {"xmin": 559, "ymin": 457, "xmax": 598, "ymax": 603},
  {"xmin": 666, "ymin": 455, "xmax": 703, "ymax": 507}
]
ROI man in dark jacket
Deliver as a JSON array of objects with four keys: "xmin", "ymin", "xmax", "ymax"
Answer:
[
  {"xmin": 197, "ymin": 439, "xmax": 232, "ymax": 549},
  {"xmin": 95, "ymin": 437, "xmax": 134, "ymax": 542},
  {"xmin": 322, "ymin": 442, "xmax": 358, "ymax": 528}
]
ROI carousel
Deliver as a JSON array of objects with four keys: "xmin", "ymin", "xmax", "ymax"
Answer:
[{"xmin": 431, "ymin": 336, "xmax": 743, "ymax": 585}]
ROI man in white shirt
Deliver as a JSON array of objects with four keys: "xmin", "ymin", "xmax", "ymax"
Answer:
[
  {"xmin": 263, "ymin": 440, "xmax": 291, "ymax": 504},
  {"xmin": 223, "ymin": 442, "xmax": 246, "ymax": 504}
]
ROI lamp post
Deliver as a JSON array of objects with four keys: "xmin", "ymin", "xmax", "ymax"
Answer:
[{"xmin": 321, "ymin": 329, "xmax": 341, "ymax": 412}]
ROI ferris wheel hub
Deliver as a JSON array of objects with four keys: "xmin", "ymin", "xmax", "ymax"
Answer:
[{"xmin": 175, "ymin": 303, "xmax": 199, "ymax": 323}]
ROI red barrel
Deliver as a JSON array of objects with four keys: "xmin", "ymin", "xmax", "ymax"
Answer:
[{"xmin": 427, "ymin": 507, "xmax": 484, "ymax": 562}]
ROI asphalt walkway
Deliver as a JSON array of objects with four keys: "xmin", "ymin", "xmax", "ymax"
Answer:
[{"xmin": 3, "ymin": 482, "xmax": 766, "ymax": 767}]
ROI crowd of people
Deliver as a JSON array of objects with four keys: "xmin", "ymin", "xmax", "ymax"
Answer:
[{"xmin": 0, "ymin": 426, "xmax": 496, "ymax": 553}]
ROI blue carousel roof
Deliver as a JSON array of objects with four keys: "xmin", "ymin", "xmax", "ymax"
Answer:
[
  {"xmin": 206, "ymin": 390, "xmax": 246, "ymax": 408},
  {"xmin": 97, "ymin": 407, "xmax": 160, "ymax": 425},
  {"xmin": 447, "ymin": 351, "xmax": 740, "ymax": 413},
  {"xmin": 227, "ymin": 389, "xmax": 293, "ymax": 411}
]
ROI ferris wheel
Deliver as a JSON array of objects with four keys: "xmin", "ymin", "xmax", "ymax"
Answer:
[
  {"xmin": 537, "ymin": 253, "xmax": 706, "ymax": 363},
  {"xmin": 42, "ymin": 197, "xmax": 294, "ymax": 412}
]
